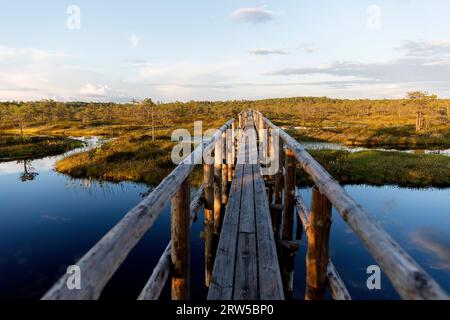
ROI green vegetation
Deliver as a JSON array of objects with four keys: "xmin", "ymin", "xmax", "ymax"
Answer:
[
  {"xmin": 298, "ymin": 149, "xmax": 450, "ymax": 188},
  {"xmin": 1, "ymin": 94, "xmax": 448, "ymax": 149},
  {"xmin": 0, "ymin": 135, "xmax": 84, "ymax": 161},
  {"xmin": 1, "ymin": 93, "xmax": 449, "ymax": 187},
  {"xmin": 56, "ymin": 135, "xmax": 177, "ymax": 186}
]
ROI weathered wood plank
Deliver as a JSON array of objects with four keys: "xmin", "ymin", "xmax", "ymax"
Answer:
[
  {"xmin": 239, "ymin": 164, "xmax": 255, "ymax": 233},
  {"xmin": 233, "ymin": 164, "xmax": 258, "ymax": 300},
  {"xmin": 253, "ymin": 165, "xmax": 285, "ymax": 300},
  {"xmin": 207, "ymin": 164, "xmax": 244, "ymax": 300},
  {"xmin": 233, "ymin": 232, "xmax": 258, "ymax": 300},
  {"xmin": 256, "ymin": 110, "xmax": 449, "ymax": 300}
]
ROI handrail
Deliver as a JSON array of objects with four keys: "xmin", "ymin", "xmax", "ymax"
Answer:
[
  {"xmin": 253, "ymin": 110, "xmax": 448, "ymax": 300},
  {"xmin": 42, "ymin": 119, "xmax": 234, "ymax": 300}
]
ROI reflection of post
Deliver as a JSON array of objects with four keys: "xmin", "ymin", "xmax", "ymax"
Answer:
[
  {"xmin": 203, "ymin": 164, "xmax": 214, "ymax": 287},
  {"xmin": 171, "ymin": 177, "xmax": 190, "ymax": 300},
  {"xmin": 214, "ymin": 136, "xmax": 223, "ymax": 235},
  {"xmin": 305, "ymin": 186, "xmax": 332, "ymax": 300}
]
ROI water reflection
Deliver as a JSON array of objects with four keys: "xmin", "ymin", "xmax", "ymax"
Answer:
[
  {"xmin": 19, "ymin": 160, "xmax": 39, "ymax": 182},
  {"xmin": 301, "ymin": 141, "xmax": 450, "ymax": 157},
  {"xmin": 411, "ymin": 227, "xmax": 450, "ymax": 271}
]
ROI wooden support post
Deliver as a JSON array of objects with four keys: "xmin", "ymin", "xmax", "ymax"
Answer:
[
  {"xmin": 281, "ymin": 147, "xmax": 296, "ymax": 298},
  {"xmin": 203, "ymin": 164, "xmax": 214, "ymax": 287},
  {"xmin": 227, "ymin": 126, "xmax": 234, "ymax": 185},
  {"xmin": 305, "ymin": 186, "xmax": 332, "ymax": 300},
  {"xmin": 221, "ymin": 131, "xmax": 228, "ymax": 208},
  {"xmin": 171, "ymin": 177, "xmax": 190, "ymax": 300},
  {"xmin": 283, "ymin": 148, "xmax": 296, "ymax": 240},
  {"xmin": 214, "ymin": 136, "xmax": 223, "ymax": 235},
  {"xmin": 274, "ymin": 138, "xmax": 283, "ymax": 205},
  {"xmin": 238, "ymin": 113, "xmax": 242, "ymax": 128}
]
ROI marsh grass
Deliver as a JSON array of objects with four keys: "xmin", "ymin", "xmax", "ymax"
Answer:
[
  {"xmin": 0, "ymin": 135, "xmax": 84, "ymax": 161},
  {"xmin": 298, "ymin": 149, "xmax": 450, "ymax": 188}
]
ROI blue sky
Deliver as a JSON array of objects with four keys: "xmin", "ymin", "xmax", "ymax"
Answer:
[{"xmin": 1, "ymin": 0, "xmax": 450, "ymax": 102}]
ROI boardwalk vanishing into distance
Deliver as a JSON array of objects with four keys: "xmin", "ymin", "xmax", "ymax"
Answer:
[{"xmin": 42, "ymin": 111, "xmax": 449, "ymax": 301}]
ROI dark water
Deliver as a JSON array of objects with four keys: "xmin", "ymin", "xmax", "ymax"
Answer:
[
  {"xmin": 300, "ymin": 141, "xmax": 450, "ymax": 157},
  {"xmin": 0, "ymin": 144, "xmax": 449, "ymax": 299}
]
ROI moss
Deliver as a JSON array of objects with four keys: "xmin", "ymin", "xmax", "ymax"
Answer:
[
  {"xmin": 297, "ymin": 150, "xmax": 450, "ymax": 188},
  {"xmin": 0, "ymin": 135, "xmax": 83, "ymax": 161}
]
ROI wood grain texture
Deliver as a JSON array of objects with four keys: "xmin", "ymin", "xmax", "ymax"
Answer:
[
  {"xmin": 171, "ymin": 178, "xmax": 191, "ymax": 300},
  {"xmin": 305, "ymin": 186, "xmax": 332, "ymax": 300},
  {"xmin": 207, "ymin": 164, "xmax": 244, "ymax": 300},
  {"xmin": 254, "ymin": 165, "xmax": 285, "ymax": 300}
]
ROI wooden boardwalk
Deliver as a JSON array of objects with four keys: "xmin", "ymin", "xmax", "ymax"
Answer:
[
  {"xmin": 43, "ymin": 110, "xmax": 449, "ymax": 301},
  {"xmin": 208, "ymin": 114, "xmax": 284, "ymax": 300}
]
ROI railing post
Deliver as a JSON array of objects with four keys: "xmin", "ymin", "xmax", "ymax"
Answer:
[
  {"xmin": 305, "ymin": 186, "xmax": 332, "ymax": 300},
  {"xmin": 274, "ymin": 137, "xmax": 284, "ymax": 205},
  {"xmin": 214, "ymin": 135, "xmax": 223, "ymax": 235},
  {"xmin": 203, "ymin": 164, "xmax": 214, "ymax": 287},
  {"xmin": 171, "ymin": 177, "xmax": 190, "ymax": 300},
  {"xmin": 281, "ymin": 147, "xmax": 297, "ymax": 298},
  {"xmin": 283, "ymin": 148, "xmax": 296, "ymax": 240},
  {"xmin": 221, "ymin": 131, "xmax": 228, "ymax": 208},
  {"xmin": 227, "ymin": 124, "xmax": 234, "ymax": 185}
]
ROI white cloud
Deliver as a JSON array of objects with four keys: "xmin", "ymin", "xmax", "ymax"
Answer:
[
  {"xmin": 79, "ymin": 83, "xmax": 110, "ymax": 96},
  {"xmin": 0, "ymin": 46, "xmax": 65, "ymax": 61},
  {"xmin": 130, "ymin": 34, "xmax": 140, "ymax": 48},
  {"xmin": 230, "ymin": 6, "xmax": 275, "ymax": 23},
  {"xmin": 298, "ymin": 43, "xmax": 318, "ymax": 54},
  {"xmin": 398, "ymin": 40, "xmax": 450, "ymax": 57},
  {"xmin": 268, "ymin": 40, "xmax": 450, "ymax": 86},
  {"xmin": 248, "ymin": 48, "xmax": 288, "ymax": 56}
]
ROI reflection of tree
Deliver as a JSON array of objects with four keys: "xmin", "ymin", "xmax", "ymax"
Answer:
[{"xmin": 19, "ymin": 160, "xmax": 39, "ymax": 182}]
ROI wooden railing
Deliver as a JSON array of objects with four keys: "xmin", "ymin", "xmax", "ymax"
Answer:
[
  {"xmin": 252, "ymin": 110, "xmax": 449, "ymax": 300},
  {"xmin": 42, "ymin": 119, "xmax": 235, "ymax": 300},
  {"xmin": 42, "ymin": 110, "xmax": 448, "ymax": 300}
]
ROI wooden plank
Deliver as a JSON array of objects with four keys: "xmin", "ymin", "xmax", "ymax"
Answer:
[
  {"xmin": 233, "ymin": 232, "xmax": 258, "ymax": 300},
  {"xmin": 207, "ymin": 164, "xmax": 244, "ymax": 300},
  {"xmin": 256, "ymin": 111, "xmax": 449, "ymax": 300},
  {"xmin": 253, "ymin": 165, "xmax": 285, "ymax": 300},
  {"xmin": 171, "ymin": 177, "xmax": 191, "ymax": 300},
  {"xmin": 233, "ymin": 164, "xmax": 258, "ymax": 300},
  {"xmin": 239, "ymin": 164, "xmax": 255, "ymax": 233}
]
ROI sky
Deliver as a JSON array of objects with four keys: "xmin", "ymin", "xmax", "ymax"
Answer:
[{"xmin": 1, "ymin": 0, "xmax": 450, "ymax": 102}]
